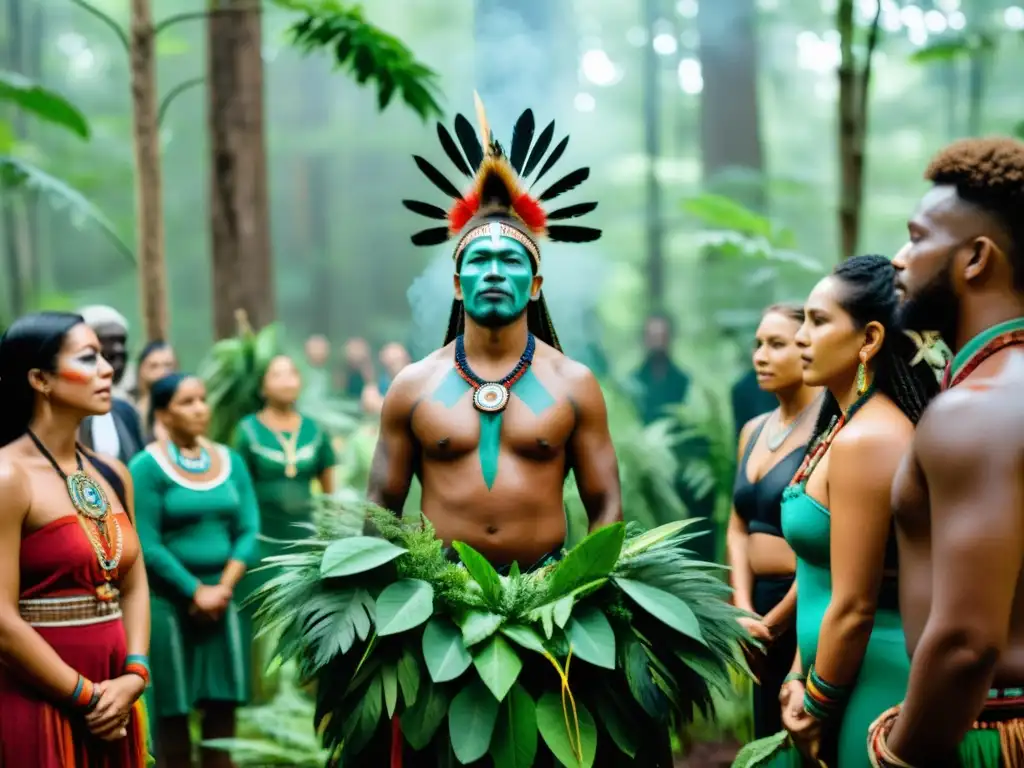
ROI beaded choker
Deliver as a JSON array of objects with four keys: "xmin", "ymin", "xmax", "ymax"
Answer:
[
  {"xmin": 453, "ymin": 333, "xmax": 536, "ymax": 413},
  {"xmin": 941, "ymin": 317, "xmax": 1024, "ymax": 390},
  {"xmin": 168, "ymin": 440, "xmax": 212, "ymax": 474},
  {"xmin": 28, "ymin": 430, "xmax": 123, "ymax": 601},
  {"xmin": 789, "ymin": 384, "xmax": 877, "ymax": 489}
]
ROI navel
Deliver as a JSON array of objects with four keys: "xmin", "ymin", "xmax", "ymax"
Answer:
[{"xmin": 436, "ymin": 437, "xmax": 450, "ymax": 449}]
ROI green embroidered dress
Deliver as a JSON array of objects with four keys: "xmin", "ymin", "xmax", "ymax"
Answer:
[
  {"xmin": 233, "ymin": 414, "xmax": 336, "ymax": 575},
  {"xmin": 130, "ymin": 443, "xmax": 260, "ymax": 718}
]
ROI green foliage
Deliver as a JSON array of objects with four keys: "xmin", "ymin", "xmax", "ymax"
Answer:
[
  {"xmin": 682, "ymin": 193, "xmax": 824, "ymax": 274},
  {"xmin": 276, "ymin": 0, "xmax": 443, "ymax": 120},
  {"xmin": 0, "ymin": 71, "xmax": 90, "ymax": 139},
  {"xmin": 254, "ymin": 501, "xmax": 750, "ymax": 765},
  {"xmin": 908, "ymin": 33, "xmax": 997, "ymax": 64},
  {"xmin": 200, "ymin": 322, "xmax": 284, "ymax": 444}
]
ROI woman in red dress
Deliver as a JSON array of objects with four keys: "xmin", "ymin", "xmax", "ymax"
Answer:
[{"xmin": 0, "ymin": 311, "xmax": 150, "ymax": 767}]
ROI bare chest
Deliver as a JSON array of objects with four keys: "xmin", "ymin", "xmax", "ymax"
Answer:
[
  {"xmin": 892, "ymin": 449, "xmax": 930, "ymax": 538},
  {"xmin": 413, "ymin": 368, "xmax": 574, "ymax": 461}
]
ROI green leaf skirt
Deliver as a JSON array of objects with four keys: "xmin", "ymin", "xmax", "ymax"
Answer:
[{"xmin": 253, "ymin": 503, "xmax": 753, "ymax": 767}]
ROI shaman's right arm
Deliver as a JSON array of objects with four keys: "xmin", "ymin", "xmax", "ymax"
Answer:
[{"xmin": 366, "ymin": 373, "xmax": 417, "ymax": 514}]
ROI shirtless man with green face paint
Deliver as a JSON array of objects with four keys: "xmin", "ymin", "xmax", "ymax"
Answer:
[{"xmin": 367, "ymin": 220, "xmax": 621, "ymax": 568}]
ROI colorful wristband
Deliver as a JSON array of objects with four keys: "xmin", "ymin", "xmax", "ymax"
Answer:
[
  {"xmin": 867, "ymin": 705, "xmax": 916, "ymax": 768},
  {"xmin": 69, "ymin": 674, "xmax": 100, "ymax": 712},
  {"xmin": 803, "ymin": 665, "xmax": 851, "ymax": 721},
  {"xmin": 124, "ymin": 654, "xmax": 151, "ymax": 687}
]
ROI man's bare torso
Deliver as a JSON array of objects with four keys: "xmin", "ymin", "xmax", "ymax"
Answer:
[
  {"xmin": 895, "ymin": 351, "xmax": 1024, "ymax": 682},
  {"xmin": 401, "ymin": 340, "xmax": 584, "ymax": 566}
]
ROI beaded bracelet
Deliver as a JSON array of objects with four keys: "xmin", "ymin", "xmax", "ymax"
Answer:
[
  {"xmin": 69, "ymin": 674, "xmax": 101, "ymax": 712},
  {"xmin": 803, "ymin": 665, "xmax": 851, "ymax": 721},
  {"xmin": 867, "ymin": 705, "xmax": 916, "ymax": 768},
  {"xmin": 124, "ymin": 653, "xmax": 151, "ymax": 687}
]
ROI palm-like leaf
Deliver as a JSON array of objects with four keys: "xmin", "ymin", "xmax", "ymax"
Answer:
[
  {"xmin": 274, "ymin": 0, "xmax": 443, "ymax": 120},
  {"xmin": 0, "ymin": 70, "xmax": 89, "ymax": 138},
  {"xmin": 0, "ymin": 156, "xmax": 133, "ymax": 263}
]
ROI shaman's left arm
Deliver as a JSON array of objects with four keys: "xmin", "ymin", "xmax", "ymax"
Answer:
[
  {"xmin": 887, "ymin": 399, "xmax": 1022, "ymax": 764},
  {"xmin": 568, "ymin": 368, "xmax": 622, "ymax": 530}
]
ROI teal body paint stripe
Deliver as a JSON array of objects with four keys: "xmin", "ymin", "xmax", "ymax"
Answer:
[
  {"xmin": 478, "ymin": 412, "xmax": 502, "ymax": 489},
  {"xmin": 511, "ymin": 368, "xmax": 556, "ymax": 415},
  {"xmin": 428, "ymin": 365, "xmax": 556, "ymax": 490},
  {"xmin": 431, "ymin": 368, "xmax": 471, "ymax": 407}
]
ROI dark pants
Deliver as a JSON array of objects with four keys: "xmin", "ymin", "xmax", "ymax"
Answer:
[{"xmin": 751, "ymin": 574, "xmax": 796, "ymax": 739}]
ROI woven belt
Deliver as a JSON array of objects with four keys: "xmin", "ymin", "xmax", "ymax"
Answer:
[{"xmin": 19, "ymin": 595, "xmax": 122, "ymax": 627}]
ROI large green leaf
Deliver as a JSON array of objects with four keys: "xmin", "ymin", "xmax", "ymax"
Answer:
[
  {"xmin": 501, "ymin": 624, "xmax": 548, "ymax": 655},
  {"xmin": 397, "ymin": 646, "xmax": 421, "ymax": 707},
  {"xmin": 472, "ymin": 634, "xmax": 523, "ymax": 702},
  {"xmin": 0, "ymin": 156, "xmax": 133, "ymax": 263},
  {"xmin": 375, "ymin": 579, "xmax": 433, "ymax": 636},
  {"xmin": 381, "ymin": 663, "xmax": 399, "ymax": 717},
  {"xmin": 459, "ymin": 609, "xmax": 504, "ymax": 646},
  {"xmin": 342, "ymin": 675, "xmax": 382, "ymax": 756},
  {"xmin": 565, "ymin": 607, "xmax": 616, "ymax": 670},
  {"xmin": 0, "ymin": 70, "xmax": 90, "ymax": 138},
  {"xmin": 614, "ymin": 577, "xmax": 706, "ymax": 645},
  {"xmin": 593, "ymin": 685, "xmax": 638, "ymax": 759},
  {"xmin": 489, "ymin": 683, "xmax": 538, "ymax": 768},
  {"xmin": 535, "ymin": 692, "xmax": 597, "ymax": 768},
  {"xmin": 400, "ymin": 678, "xmax": 449, "ymax": 750},
  {"xmin": 546, "ymin": 523, "xmax": 625, "ymax": 600},
  {"xmin": 452, "ymin": 541, "xmax": 504, "ymax": 607},
  {"xmin": 422, "ymin": 616, "xmax": 473, "ymax": 683},
  {"xmin": 448, "ymin": 678, "xmax": 500, "ymax": 764},
  {"xmin": 320, "ymin": 536, "xmax": 406, "ymax": 578},
  {"xmin": 682, "ymin": 193, "xmax": 773, "ymax": 238}
]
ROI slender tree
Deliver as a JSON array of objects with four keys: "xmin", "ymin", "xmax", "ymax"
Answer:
[{"xmin": 836, "ymin": 0, "xmax": 882, "ymax": 260}]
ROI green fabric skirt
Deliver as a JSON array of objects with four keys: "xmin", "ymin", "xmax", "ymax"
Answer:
[{"xmin": 149, "ymin": 578, "xmax": 251, "ymax": 719}]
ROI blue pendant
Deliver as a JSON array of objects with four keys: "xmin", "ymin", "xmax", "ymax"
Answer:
[{"xmin": 66, "ymin": 472, "xmax": 110, "ymax": 521}]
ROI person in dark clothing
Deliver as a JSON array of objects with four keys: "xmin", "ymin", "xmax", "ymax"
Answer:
[{"xmin": 631, "ymin": 313, "xmax": 691, "ymax": 425}]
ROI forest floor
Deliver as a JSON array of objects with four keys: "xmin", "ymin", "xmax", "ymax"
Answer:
[{"xmin": 676, "ymin": 741, "xmax": 742, "ymax": 767}]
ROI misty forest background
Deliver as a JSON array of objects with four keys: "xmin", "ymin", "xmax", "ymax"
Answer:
[{"xmin": 2, "ymin": 0, "xmax": 1024, "ymax": 759}]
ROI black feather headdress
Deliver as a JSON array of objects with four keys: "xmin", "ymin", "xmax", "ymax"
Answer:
[
  {"xmin": 404, "ymin": 95, "xmax": 601, "ymax": 350},
  {"xmin": 402, "ymin": 94, "xmax": 602, "ymax": 264}
]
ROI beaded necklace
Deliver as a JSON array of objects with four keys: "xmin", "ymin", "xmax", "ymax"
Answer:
[
  {"xmin": 28, "ymin": 430, "xmax": 123, "ymax": 601},
  {"xmin": 167, "ymin": 440, "xmax": 212, "ymax": 474},
  {"xmin": 941, "ymin": 317, "xmax": 1024, "ymax": 390},
  {"xmin": 454, "ymin": 333, "xmax": 536, "ymax": 413},
  {"xmin": 789, "ymin": 383, "xmax": 877, "ymax": 489}
]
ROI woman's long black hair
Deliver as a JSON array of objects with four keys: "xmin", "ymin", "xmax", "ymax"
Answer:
[
  {"xmin": 0, "ymin": 311, "xmax": 85, "ymax": 447},
  {"xmin": 808, "ymin": 254, "xmax": 941, "ymax": 444}
]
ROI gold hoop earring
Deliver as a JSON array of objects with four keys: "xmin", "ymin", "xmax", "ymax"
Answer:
[{"xmin": 856, "ymin": 358, "xmax": 869, "ymax": 395}]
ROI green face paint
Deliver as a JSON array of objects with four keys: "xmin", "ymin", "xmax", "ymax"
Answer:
[{"xmin": 458, "ymin": 233, "xmax": 534, "ymax": 328}]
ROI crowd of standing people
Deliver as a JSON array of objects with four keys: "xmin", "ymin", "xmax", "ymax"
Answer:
[{"xmin": 0, "ymin": 133, "xmax": 1021, "ymax": 768}]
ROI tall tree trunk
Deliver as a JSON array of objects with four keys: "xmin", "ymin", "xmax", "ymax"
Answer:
[
  {"xmin": 207, "ymin": 0, "xmax": 274, "ymax": 340},
  {"xmin": 3, "ymin": 0, "xmax": 31, "ymax": 316},
  {"xmin": 642, "ymin": 0, "xmax": 665, "ymax": 310},
  {"xmin": 836, "ymin": 0, "xmax": 881, "ymax": 261},
  {"xmin": 697, "ymin": 0, "xmax": 764, "ymax": 210},
  {"xmin": 129, "ymin": 0, "xmax": 168, "ymax": 339}
]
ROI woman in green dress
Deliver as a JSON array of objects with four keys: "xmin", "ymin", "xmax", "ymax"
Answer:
[
  {"xmin": 233, "ymin": 355, "xmax": 336, "ymax": 697},
  {"xmin": 130, "ymin": 373, "xmax": 259, "ymax": 768},
  {"xmin": 776, "ymin": 256, "xmax": 939, "ymax": 765}
]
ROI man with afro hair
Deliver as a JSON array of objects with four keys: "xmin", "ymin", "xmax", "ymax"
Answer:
[{"xmin": 868, "ymin": 136, "xmax": 1024, "ymax": 766}]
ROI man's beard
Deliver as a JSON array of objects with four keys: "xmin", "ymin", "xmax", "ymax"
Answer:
[
  {"xmin": 897, "ymin": 262, "xmax": 958, "ymax": 344},
  {"xmin": 465, "ymin": 303, "xmax": 527, "ymax": 329}
]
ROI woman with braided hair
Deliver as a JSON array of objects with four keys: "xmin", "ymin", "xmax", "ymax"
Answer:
[
  {"xmin": 735, "ymin": 255, "xmax": 940, "ymax": 766},
  {"xmin": 774, "ymin": 254, "xmax": 940, "ymax": 765}
]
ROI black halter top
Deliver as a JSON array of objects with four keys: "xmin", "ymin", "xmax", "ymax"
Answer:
[{"xmin": 733, "ymin": 416, "xmax": 805, "ymax": 538}]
